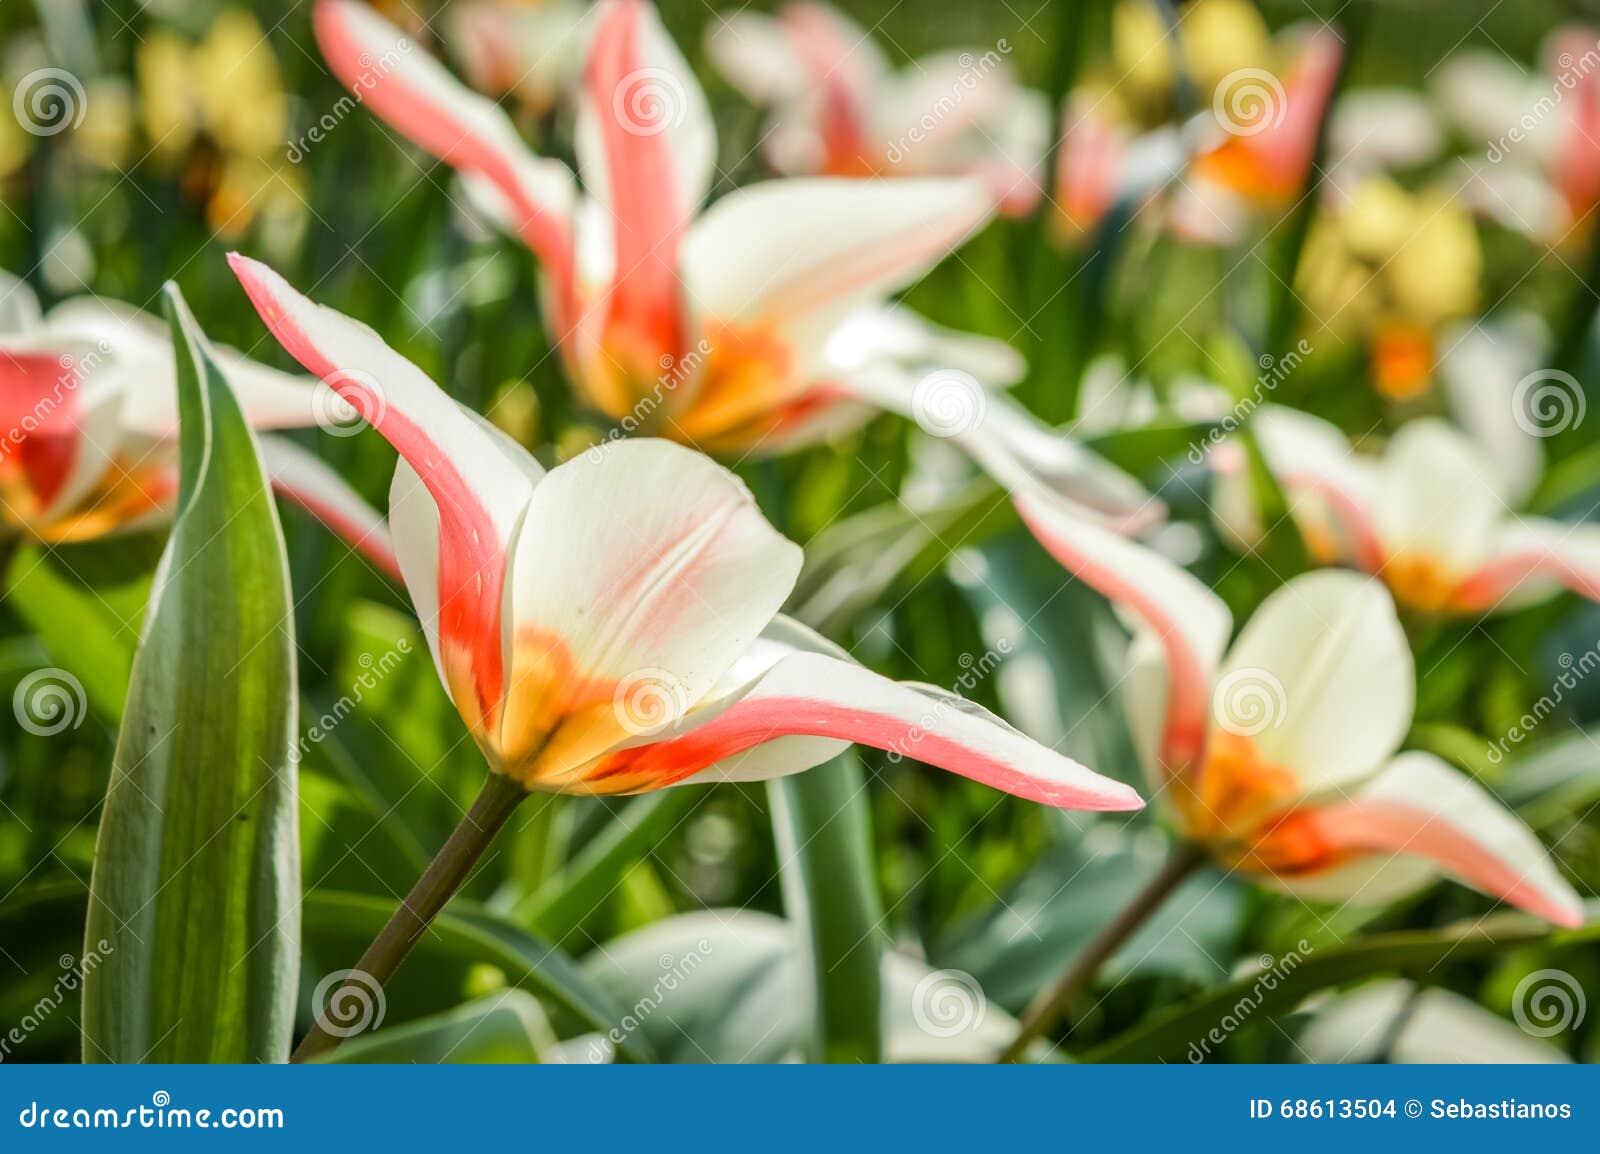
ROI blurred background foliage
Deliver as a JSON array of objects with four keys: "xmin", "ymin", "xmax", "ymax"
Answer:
[{"xmin": 4, "ymin": 0, "xmax": 1600, "ymax": 1064}]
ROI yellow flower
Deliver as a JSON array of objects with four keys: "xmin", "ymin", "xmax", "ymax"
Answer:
[
  {"xmin": 1297, "ymin": 178, "xmax": 1482, "ymax": 398},
  {"xmin": 135, "ymin": 9, "xmax": 299, "ymax": 236}
]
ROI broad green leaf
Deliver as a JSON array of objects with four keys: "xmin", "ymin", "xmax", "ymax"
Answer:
[
  {"xmin": 930, "ymin": 833, "xmax": 1243, "ymax": 1012},
  {"xmin": 1082, "ymin": 906, "xmax": 1600, "ymax": 1063},
  {"xmin": 300, "ymin": 890, "xmax": 654, "ymax": 1063},
  {"xmin": 318, "ymin": 990, "xmax": 555, "ymax": 1064},
  {"xmin": 517, "ymin": 786, "xmax": 702, "ymax": 943},
  {"xmin": 583, "ymin": 910, "xmax": 1018, "ymax": 1064},
  {"xmin": 769, "ymin": 751, "xmax": 884, "ymax": 1063},
  {"xmin": 81, "ymin": 285, "xmax": 299, "ymax": 1064}
]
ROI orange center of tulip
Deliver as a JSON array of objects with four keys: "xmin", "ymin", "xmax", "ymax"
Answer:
[
  {"xmin": 488, "ymin": 627, "xmax": 691, "ymax": 796},
  {"xmin": 1173, "ymin": 729, "xmax": 1301, "ymax": 849},
  {"xmin": 1379, "ymin": 551, "xmax": 1462, "ymax": 614},
  {"xmin": 671, "ymin": 321, "xmax": 804, "ymax": 451},
  {"xmin": 0, "ymin": 454, "xmax": 176, "ymax": 543}
]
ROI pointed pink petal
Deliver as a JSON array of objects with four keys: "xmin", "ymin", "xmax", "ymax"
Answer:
[
  {"xmin": 229, "ymin": 253, "xmax": 537, "ymax": 725},
  {"xmin": 778, "ymin": 2, "xmax": 878, "ymax": 171},
  {"xmin": 1263, "ymin": 752, "xmax": 1583, "ymax": 928},
  {"xmin": 1014, "ymin": 486, "xmax": 1230, "ymax": 772},
  {"xmin": 1453, "ymin": 519, "xmax": 1600, "ymax": 611},
  {"xmin": 578, "ymin": 0, "xmax": 708, "ymax": 368},
  {"xmin": 312, "ymin": 0, "xmax": 578, "ymax": 327},
  {"xmin": 591, "ymin": 619, "xmax": 1144, "ymax": 811}
]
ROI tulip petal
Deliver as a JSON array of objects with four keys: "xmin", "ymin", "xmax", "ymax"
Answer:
[
  {"xmin": 1453, "ymin": 517, "xmax": 1600, "ymax": 612},
  {"xmin": 702, "ymin": 12, "xmax": 806, "ymax": 107},
  {"xmin": 1012, "ymin": 487, "xmax": 1231, "ymax": 772},
  {"xmin": 1550, "ymin": 26, "xmax": 1600, "ymax": 221},
  {"xmin": 590, "ymin": 616, "xmax": 1144, "ymax": 810},
  {"xmin": 575, "ymin": 0, "xmax": 713, "ymax": 366},
  {"xmin": 774, "ymin": 2, "xmax": 884, "ymax": 171},
  {"xmin": 824, "ymin": 303, "xmax": 1024, "ymax": 386},
  {"xmin": 498, "ymin": 439, "xmax": 802, "ymax": 782},
  {"xmin": 6, "ymin": 297, "xmax": 330, "ymax": 439},
  {"xmin": 1375, "ymin": 419, "xmax": 1505, "ymax": 579},
  {"xmin": 1247, "ymin": 405, "xmax": 1384, "ymax": 570},
  {"xmin": 682, "ymin": 177, "xmax": 992, "ymax": 330},
  {"xmin": 1256, "ymin": 752, "xmax": 1583, "ymax": 927},
  {"xmin": 311, "ymin": 0, "xmax": 576, "ymax": 300},
  {"xmin": 229, "ymin": 253, "xmax": 538, "ymax": 727},
  {"xmin": 258, "ymin": 435, "xmax": 400, "ymax": 583},
  {"xmin": 1219, "ymin": 571, "xmax": 1412, "ymax": 798},
  {"xmin": 1437, "ymin": 317, "xmax": 1547, "ymax": 507},
  {"xmin": 835, "ymin": 359, "xmax": 1159, "ymax": 532}
]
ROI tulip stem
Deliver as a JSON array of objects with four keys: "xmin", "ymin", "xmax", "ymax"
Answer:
[
  {"xmin": 292, "ymin": 771, "xmax": 527, "ymax": 1063},
  {"xmin": 1000, "ymin": 840, "xmax": 1206, "ymax": 1063}
]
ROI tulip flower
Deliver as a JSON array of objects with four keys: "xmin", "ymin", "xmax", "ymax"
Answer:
[
  {"xmin": 448, "ymin": 0, "xmax": 591, "ymax": 115},
  {"xmin": 1434, "ymin": 26, "xmax": 1600, "ymax": 247},
  {"xmin": 1178, "ymin": 28, "xmax": 1342, "ymax": 225},
  {"xmin": 228, "ymin": 254, "xmax": 1146, "ymax": 1059},
  {"xmin": 1014, "ymin": 487, "xmax": 1581, "ymax": 926},
  {"xmin": 1211, "ymin": 407, "xmax": 1600, "ymax": 617},
  {"xmin": 136, "ymin": 9, "xmax": 304, "ymax": 240},
  {"xmin": 1001, "ymin": 499, "xmax": 1581, "ymax": 1058},
  {"xmin": 0, "ymin": 272, "xmax": 396, "ymax": 578},
  {"xmin": 310, "ymin": 0, "xmax": 1150, "ymax": 528},
  {"xmin": 703, "ymin": 2, "xmax": 1050, "ymax": 215},
  {"xmin": 1053, "ymin": 1, "xmax": 1340, "ymax": 245}
]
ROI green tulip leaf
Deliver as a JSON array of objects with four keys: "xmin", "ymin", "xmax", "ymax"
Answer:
[{"xmin": 81, "ymin": 285, "xmax": 299, "ymax": 1063}]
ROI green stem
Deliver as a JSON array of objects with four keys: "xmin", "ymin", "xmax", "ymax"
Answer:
[
  {"xmin": 292, "ymin": 771, "xmax": 527, "ymax": 1063},
  {"xmin": 1000, "ymin": 840, "xmax": 1207, "ymax": 1063}
]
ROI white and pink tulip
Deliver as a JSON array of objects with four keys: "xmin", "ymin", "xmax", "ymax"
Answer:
[
  {"xmin": 0, "ymin": 271, "xmax": 397, "ymax": 577},
  {"xmin": 1013, "ymin": 481, "xmax": 1582, "ymax": 926},
  {"xmin": 228, "ymin": 253, "xmax": 1145, "ymax": 811},
  {"xmin": 1214, "ymin": 406, "xmax": 1600, "ymax": 616},
  {"xmin": 311, "ymin": 0, "xmax": 1149, "ymax": 528},
  {"xmin": 703, "ymin": 2, "xmax": 1050, "ymax": 216}
]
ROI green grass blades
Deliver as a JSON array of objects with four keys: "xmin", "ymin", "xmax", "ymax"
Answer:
[{"xmin": 80, "ymin": 284, "xmax": 299, "ymax": 1063}]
